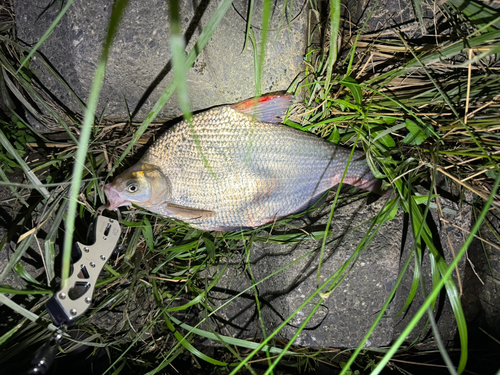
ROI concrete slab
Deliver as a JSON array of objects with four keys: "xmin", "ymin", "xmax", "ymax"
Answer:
[
  {"xmin": 14, "ymin": 0, "xmax": 308, "ymax": 129},
  {"xmin": 202, "ymin": 195, "xmax": 400, "ymax": 347}
]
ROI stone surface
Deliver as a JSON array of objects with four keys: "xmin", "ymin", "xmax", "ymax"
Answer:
[
  {"xmin": 200, "ymin": 174, "xmax": 474, "ymax": 348},
  {"xmin": 202, "ymin": 194, "xmax": 400, "ymax": 347},
  {"xmin": 464, "ymin": 211, "xmax": 500, "ymax": 341},
  {"xmin": 391, "ymin": 179, "xmax": 472, "ymax": 346},
  {"xmin": 14, "ymin": 0, "xmax": 308, "ymax": 128}
]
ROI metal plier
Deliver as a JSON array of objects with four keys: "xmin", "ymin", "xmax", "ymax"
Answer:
[{"xmin": 28, "ymin": 208, "xmax": 121, "ymax": 374}]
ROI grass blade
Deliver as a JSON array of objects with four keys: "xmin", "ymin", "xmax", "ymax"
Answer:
[
  {"xmin": 61, "ymin": 0, "xmax": 130, "ymax": 287},
  {"xmin": 0, "ymin": 129, "xmax": 50, "ymax": 199},
  {"xmin": 322, "ymin": 0, "xmax": 341, "ymax": 96}
]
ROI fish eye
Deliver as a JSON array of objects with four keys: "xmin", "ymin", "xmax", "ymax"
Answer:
[{"xmin": 127, "ymin": 183, "xmax": 139, "ymax": 193}]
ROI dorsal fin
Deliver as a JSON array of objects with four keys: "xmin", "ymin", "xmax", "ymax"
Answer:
[{"xmin": 230, "ymin": 94, "xmax": 294, "ymax": 123}]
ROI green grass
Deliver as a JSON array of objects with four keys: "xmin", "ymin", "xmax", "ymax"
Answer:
[{"xmin": 0, "ymin": 0, "xmax": 500, "ymax": 374}]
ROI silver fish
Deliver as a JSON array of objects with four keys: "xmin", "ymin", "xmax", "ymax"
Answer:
[{"xmin": 104, "ymin": 95, "xmax": 385, "ymax": 231}]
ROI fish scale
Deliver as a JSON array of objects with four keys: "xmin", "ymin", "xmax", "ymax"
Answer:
[{"xmin": 104, "ymin": 95, "xmax": 383, "ymax": 231}]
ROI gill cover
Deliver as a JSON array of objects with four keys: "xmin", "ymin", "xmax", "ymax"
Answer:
[{"xmin": 104, "ymin": 162, "xmax": 170, "ymax": 210}]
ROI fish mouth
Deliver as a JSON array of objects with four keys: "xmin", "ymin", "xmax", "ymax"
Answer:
[{"xmin": 104, "ymin": 184, "xmax": 131, "ymax": 210}]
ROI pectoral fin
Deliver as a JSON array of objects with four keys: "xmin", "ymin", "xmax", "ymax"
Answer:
[{"xmin": 165, "ymin": 203, "xmax": 215, "ymax": 219}]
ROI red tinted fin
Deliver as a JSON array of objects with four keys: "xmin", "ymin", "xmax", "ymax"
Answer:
[{"xmin": 230, "ymin": 94, "xmax": 294, "ymax": 123}]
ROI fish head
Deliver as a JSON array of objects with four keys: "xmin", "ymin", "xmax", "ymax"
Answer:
[{"xmin": 104, "ymin": 162, "xmax": 170, "ymax": 210}]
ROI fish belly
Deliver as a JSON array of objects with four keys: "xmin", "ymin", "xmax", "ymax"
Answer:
[{"xmin": 145, "ymin": 106, "xmax": 371, "ymax": 230}]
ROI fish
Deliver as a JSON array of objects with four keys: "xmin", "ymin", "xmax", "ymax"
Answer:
[{"xmin": 104, "ymin": 94, "xmax": 387, "ymax": 231}]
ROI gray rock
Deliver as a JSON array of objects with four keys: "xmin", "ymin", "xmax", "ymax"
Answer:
[
  {"xmin": 390, "ymin": 179, "xmax": 472, "ymax": 347},
  {"xmin": 14, "ymin": 0, "xmax": 308, "ymax": 129},
  {"xmin": 200, "ymin": 175, "xmax": 472, "ymax": 348},
  {"xmin": 463, "ymin": 210, "xmax": 500, "ymax": 339},
  {"xmin": 202, "ymin": 195, "xmax": 400, "ymax": 347}
]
